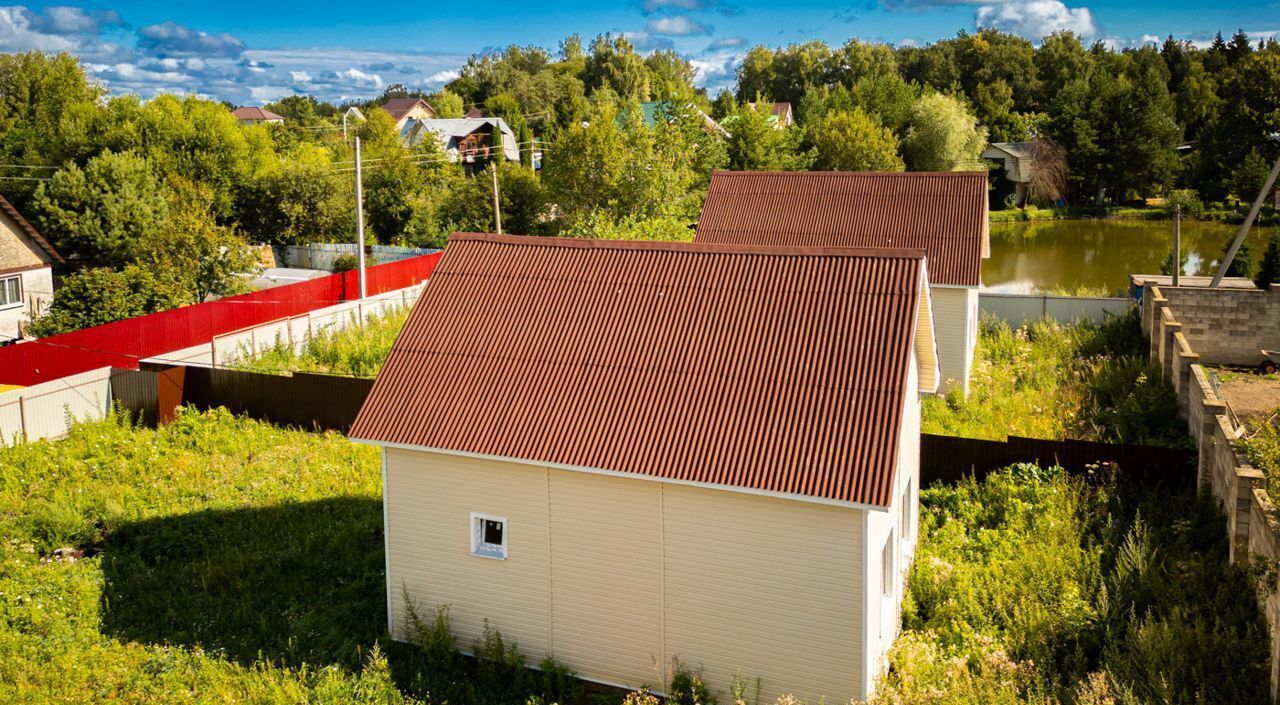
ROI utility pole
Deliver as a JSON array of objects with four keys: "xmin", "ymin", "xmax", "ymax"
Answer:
[
  {"xmin": 354, "ymin": 136, "xmax": 367, "ymax": 299},
  {"xmin": 1172, "ymin": 203, "xmax": 1181, "ymax": 287},
  {"xmin": 1212, "ymin": 148, "xmax": 1280, "ymax": 287},
  {"xmin": 491, "ymin": 134, "xmax": 503, "ymax": 235}
]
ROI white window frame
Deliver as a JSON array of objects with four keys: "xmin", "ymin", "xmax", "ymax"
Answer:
[
  {"xmin": 469, "ymin": 512, "xmax": 508, "ymax": 560},
  {"xmin": 0, "ymin": 275, "xmax": 21, "ymax": 311},
  {"xmin": 881, "ymin": 529, "xmax": 895, "ymax": 597}
]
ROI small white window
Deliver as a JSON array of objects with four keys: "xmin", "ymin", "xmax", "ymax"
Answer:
[
  {"xmin": 901, "ymin": 478, "xmax": 915, "ymax": 542},
  {"xmin": 881, "ymin": 530, "xmax": 895, "ymax": 597},
  {"xmin": 470, "ymin": 512, "xmax": 507, "ymax": 560},
  {"xmin": 0, "ymin": 276, "xmax": 20, "ymax": 309}
]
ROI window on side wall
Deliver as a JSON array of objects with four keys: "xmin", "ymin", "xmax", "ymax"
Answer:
[
  {"xmin": 881, "ymin": 529, "xmax": 895, "ymax": 597},
  {"xmin": 901, "ymin": 477, "xmax": 915, "ymax": 542},
  {"xmin": 470, "ymin": 512, "xmax": 508, "ymax": 560},
  {"xmin": 0, "ymin": 275, "xmax": 20, "ymax": 309}
]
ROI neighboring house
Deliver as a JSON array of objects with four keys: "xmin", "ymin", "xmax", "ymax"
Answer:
[
  {"xmin": 747, "ymin": 101, "xmax": 794, "ymax": 127},
  {"xmin": 982, "ymin": 142, "xmax": 1035, "ymax": 207},
  {"xmin": 637, "ymin": 101, "xmax": 729, "ymax": 137},
  {"xmin": 0, "ymin": 195, "xmax": 62, "ymax": 343},
  {"xmin": 351, "ymin": 232, "xmax": 939, "ymax": 704},
  {"xmin": 402, "ymin": 117, "xmax": 519, "ymax": 165},
  {"xmin": 464, "ymin": 107, "xmax": 485, "ymax": 118},
  {"xmin": 230, "ymin": 106, "xmax": 285, "ymax": 126},
  {"xmin": 381, "ymin": 97, "xmax": 437, "ymax": 131},
  {"xmin": 694, "ymin": 170, "xmax": 989, "ymax": 394}
]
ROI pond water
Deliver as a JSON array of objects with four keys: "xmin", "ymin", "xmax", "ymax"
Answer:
[{"xmin": 983, "ymin": 219, "xmax": 1272, "ymax": 294}]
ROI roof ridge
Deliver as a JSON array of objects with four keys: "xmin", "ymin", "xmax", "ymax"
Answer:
[
  {"xmin": 711, "ymin": 170, "xmax": 987, "ymax": 178},
  {"xmin": 448, "ymin": 232, "xmax": 928, "ymax": 260}
]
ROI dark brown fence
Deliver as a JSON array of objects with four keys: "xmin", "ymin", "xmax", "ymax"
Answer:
[
  {"xmin": 921, "ymin": 433, "xmax": 1196, "ymax": 486},
  {"xmin": 113, "ymin": 365, "xmax": 373, "ymax": 432}
]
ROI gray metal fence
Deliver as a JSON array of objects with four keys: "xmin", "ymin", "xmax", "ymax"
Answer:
[{"xmin": 979, "ymin": 292, "xmax": 1135, "ymax": 326}]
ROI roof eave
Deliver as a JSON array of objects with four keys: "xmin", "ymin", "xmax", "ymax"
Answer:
[{"xmin": 351, "ymin": 436, "xmax": 891, "ymax": 512}]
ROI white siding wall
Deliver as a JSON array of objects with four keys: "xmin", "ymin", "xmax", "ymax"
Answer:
[
  {"xmin": 929, "ymin": 285, "xmax": 977, "ymax": 394},
  {"xmin": 384, "ymin": 449, "xmax": 872, "ymax": 701},
  {"xmin": 0, "ymin": 267, "xmax": 53, "ymax": 342},
  {"xmin": 861, "ymin": 350, "xmax": 921, "ymax": 697}
]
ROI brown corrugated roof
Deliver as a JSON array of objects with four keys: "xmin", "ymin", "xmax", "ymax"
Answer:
[
  {"xmin": 381, "ymin": 97, "xmax": 435, "ymax": 122},
  {"xmin": 351, "ymin": 232, "xmax": 933, "ymax": 508},
  {"xmin": 230, "ymin": 106, "xmax": 284, "ymax": 121},
  {"xmin": 0, "ymin": 193, "xmax": 62, "ymax": 263},
  {"xmin": 695, "ymin": 171, "xmax": 989, "ymax": 287}
]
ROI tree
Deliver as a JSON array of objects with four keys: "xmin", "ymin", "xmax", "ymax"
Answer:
[
  {"xmin": 710, "ymin": 90, "xmax": 737, "ymax": 121},
  {"xmin": 809, "ymin": 109, "xmax": 904, "ymax": 172},
  {"xmin": 432, "ymin": 89, "xmax": 465, "ymax": 119},
  {"xmin": 32, "ymin": 150, "xmax": 169, "ymax": 266},
  {"xmin": 901, "ymin": 92, "xmax": 987, "ymax": 172},
  {"xmin": 0, "ymin": 51, "xmax": 104, "ymax": 189},
  {"xmin": 1255, "ymin": 230, "xmax": 1280, "ymax": 291},
  {"xmin": 723, "ymin": 100, "xmax": 812, "ymax": 171},
  {"xmin": 235, "ymin": 144, "xmax": 354, "ymax": 246},
  {"xmin": 138, "ymin": 182, "xmax": 261, "ymax": 303},
  {"xmin": 1222, "ymin": 236, "xmax": 1255, "ymax": 278},
  {"xmin": 584, "ymin": 35, "xmax": 649, "ymax": 101},
  {"xmin": 26, "ymin": 265, "xmax": 190, "ymax": 337}
]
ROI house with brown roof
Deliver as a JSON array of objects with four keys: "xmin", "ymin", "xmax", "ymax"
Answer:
[
  {"xmin": 695, "ymin": 170, "xmax": 988, "ymax": 393},
  {"xmin": 747, "ymin": 101, "xmax": 794, "ymax": 127},
  {"xmin": 380, "ymin": 97, "xmax": 436, "ymax": 131},
  {"xmin": 230, "ymin": 106, "xmax": 285, "ymax": 126},
  {"xmin": 351, "ymin": 232, "xmax": 939, "ymax": 703},
  {"xmin": 0, "ymin": 194, "xmax": 62, "ymax": 343}
]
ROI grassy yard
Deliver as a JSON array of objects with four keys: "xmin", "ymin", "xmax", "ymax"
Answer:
[
  {"xmin": 922, "ymin": 309, "xmax": 1191, "ymax": 448},
  {"xmin": 0, "ymin": 409, "xmax": 599, "ymax": 705},
  {"xmin": 231, "ymin": 306, "xmax": 410, "ymax": 378},
  {"xmin": 877, "ymin": 465, "xmax": 1269, "ymax": 705}
]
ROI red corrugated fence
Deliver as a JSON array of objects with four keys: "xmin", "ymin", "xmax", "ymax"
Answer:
[{"xmin": 0, "ymin": 253, "xmax": 441, "ymax": 387}]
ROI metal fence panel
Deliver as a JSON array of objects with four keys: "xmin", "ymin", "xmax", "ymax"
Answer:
[
  {"xmin": 980, "ymin": 293, "xmax": 1134, "ymax": 327},
  {"xmin": 0, "ymin": 367, "xmax": 112, "ymax": 446}
]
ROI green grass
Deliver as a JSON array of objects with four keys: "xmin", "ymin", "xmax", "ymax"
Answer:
[
  {"xmin": 923, "ymin": 309, "xmax": 1191, "ymax": 448},
  {"xmin": 876, "ymin": 464, "xmax": 1269, "ymax": 704},
  {"xmin": 231, "ymin": 306, "xmax": 410, "ymax": 378},
  {"xmin": 0, "ymin": 408, "xmax": 612, "ymax": 705},
  {"xmin": 0, "ymin": 407, "xmax": 413, "ymax": 703}
]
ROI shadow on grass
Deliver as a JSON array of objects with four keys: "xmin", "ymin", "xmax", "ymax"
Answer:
[{"xmin": 100, "ymin": 496, "xmax": 387, "ymax": 669}]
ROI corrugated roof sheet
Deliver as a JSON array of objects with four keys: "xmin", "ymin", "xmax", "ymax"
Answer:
[
  {"xmin": 695, "ymin": 171, "xmax": 989, "ymax": 287},
  {"xmin": 230, "ymin": 106, "xmax": 284, "ymax": 121},
  {"xmin": 351, "ymin": 233, "xmax": 932, "ymax": 508},
  {"xmin": 0, "ymin": 193, "xmax": 61, "ymax": 263}
]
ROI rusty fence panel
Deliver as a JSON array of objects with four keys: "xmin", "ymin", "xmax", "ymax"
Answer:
[
  {"xmin": 921, "ymin": 433, "xmax": 1196, "ymax": 487},
  {"xmin": 179, "ymin": 367, "xmax": 374, "ymax": 432}
]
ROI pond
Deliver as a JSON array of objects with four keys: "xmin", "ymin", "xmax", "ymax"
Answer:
[{"xmin": 983, "ymin": 219, "xmax": 1272, "ymax": 294}]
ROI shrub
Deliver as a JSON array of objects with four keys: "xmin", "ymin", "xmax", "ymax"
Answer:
[
  {"xmin": 668, "ymin": 659, "xmax": 717, "ymax": 705},
  {"xmin": 332, "ymin": 252, "xmax": 377, "ymax": 273}
]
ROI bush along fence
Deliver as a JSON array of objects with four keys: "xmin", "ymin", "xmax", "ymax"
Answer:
[{"xmin": 1142, "ymin": 280, "xmax": 1280, "ymax": 701}]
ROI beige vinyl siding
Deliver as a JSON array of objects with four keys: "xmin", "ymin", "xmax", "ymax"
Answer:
[
  {"xmin": 929, "ymin": 284, "xmax": 977, "ymax": 394},
  {"xmin": 385, "ymin": 448, "xmax": 551, "ymax": 655},
  {"xmin": 384, "ymin": 449, "xmax": 871, "ymax": 700},
  {"xmin": 547, "ymin": 470, "xmax": 663, "ymax": 687},
  {"xmin": 662, "ymin": 484, "xmax": 862, "ymax": 704}
]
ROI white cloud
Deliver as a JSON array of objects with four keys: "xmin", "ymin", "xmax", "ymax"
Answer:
[
  {"xmin": 646, "ymin": 15, "xmax": 711, "ymax": 36},
  {"xmin": 290, "ymin": 70, "xmax": 312, "ymax": 83},
  {"xmin": 975, "ymin": 0, "xmax": 1096, "ymax": 38},
  {"xmin": 620, "ymin": 31, "xmax": 676, "ymax": 51}
]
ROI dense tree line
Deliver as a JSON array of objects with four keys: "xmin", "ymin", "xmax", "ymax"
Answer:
[{"xmin": 0, "ymin": 28, "xmax": 1275, "ymax": 334}]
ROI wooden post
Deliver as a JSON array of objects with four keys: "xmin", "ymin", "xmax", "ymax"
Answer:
[
  {"xmin": 17, "ymin": 394, "xmax": 27, "ymax": 442},
  {"xmin": 491, "ymin": 136, "xmax": 503, "ymax": 235},
  {"xmin": 1172, "ymin": 203, "xmax": 1181, "ymax": 287}
]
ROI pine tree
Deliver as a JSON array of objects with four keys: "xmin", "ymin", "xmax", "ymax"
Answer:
[
  {"xmin": 1222, "ymin": 236, "xmax": 1255, "ymax": 278},
  {"xmin": 1255, "ymin": 230, "xmax": 1280, "ymax": 291}
]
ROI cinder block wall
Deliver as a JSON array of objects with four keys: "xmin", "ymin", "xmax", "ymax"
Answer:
[
  {"xmin": 1158, "ymin": 286, "xmax": 1280, "ymax": 366},
  {"xmin": 1150, "ymin": 288, "xmax": 1280, "ymax": 702}
]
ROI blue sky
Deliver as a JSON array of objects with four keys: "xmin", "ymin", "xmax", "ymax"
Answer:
[{"xmin": 1, "ymin": 1, "xmax": 1275, "ymax": 103}]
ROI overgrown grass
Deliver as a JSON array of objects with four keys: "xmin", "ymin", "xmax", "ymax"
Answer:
[
  {"xmin": 0, "ymin": 407, "xmax": 414, "ymax": 703},
  {"xmin": 0, "ymin": 407, "xmax": 615, "ymax": 704},
  {"xmin": 875, "ymin": 464, "xmax": 1269, "ymax": 704},
  {"xmin": 923, "ymin": 309, "xmax": 1190, "ymax": 448},
  {"xmin": 231, "ymin": 306, "xmax": 410, "ymax": 378},
  {"xmin": 1241, "ymin": 412, "xmax": 1280, "ymax": 501}
]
